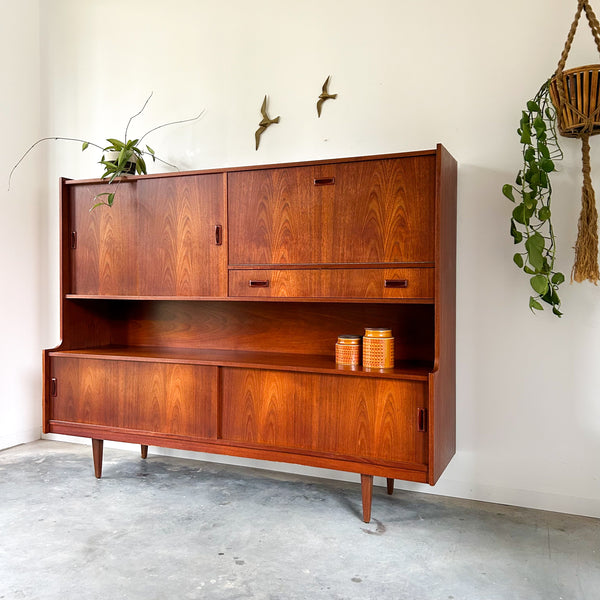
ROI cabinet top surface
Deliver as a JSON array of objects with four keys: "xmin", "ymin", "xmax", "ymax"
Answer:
[{"xmin": 63, "ymin": 145, "xmax": 450, "ymax": 186}]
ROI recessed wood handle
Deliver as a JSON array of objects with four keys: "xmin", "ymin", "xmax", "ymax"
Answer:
[
  {"xmin": 417, "ymin": 408, "xmax": 427, "ymax": 432},
  {"xmin": 249, "ymin": 280, "xmax": 270, "ymax": 288},
  {"xmin": 215, "ymin": 225, "xmax": 223, "ymax": 246},
  {"xmin": 50, "ymin": 378, "xmax": 57, "ymax": 397},
  {"xmin": 313, "ymin": 177, "xmax": 335, "ymax": 186},
  {"xmin": 384, "ymin": 279, "xmax": 409, "ymax": 288}
]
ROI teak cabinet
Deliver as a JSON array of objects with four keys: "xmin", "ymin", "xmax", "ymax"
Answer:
[{"xmin": 43, "ymin": 145, "xmax": 457, "ymax": 522}]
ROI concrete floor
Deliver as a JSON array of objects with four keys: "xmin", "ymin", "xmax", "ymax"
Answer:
[{"xmin": 0, "ymin": 441, "xmax": 598, "ymax": 600}]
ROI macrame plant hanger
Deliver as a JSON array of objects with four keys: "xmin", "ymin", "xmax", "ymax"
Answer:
[{"xmin": 549, "ymin": 0, "xmax": 600, "ymax": 283}]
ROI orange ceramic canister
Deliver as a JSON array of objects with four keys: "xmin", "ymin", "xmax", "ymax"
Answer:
[
  {"xmin": 362, "ymin": 328, "xmax": 395, "ymax": 369},
  {"xmin": 335, "ymin": 335, "xmax": 362, "ymax": 367}
]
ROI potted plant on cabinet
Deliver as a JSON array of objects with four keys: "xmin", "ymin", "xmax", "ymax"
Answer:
[{"xmin": 8, "ymin": 92, "xmax": 203, "ymax": 209}]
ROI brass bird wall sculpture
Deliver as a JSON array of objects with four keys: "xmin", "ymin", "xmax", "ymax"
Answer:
[
  {"xmin": 255, "ymin": 95, "xmax": 280, "ymax": 150},
  {"xmin": 317, "ymin": 75, "xmax": 337, "ymax": 117}
]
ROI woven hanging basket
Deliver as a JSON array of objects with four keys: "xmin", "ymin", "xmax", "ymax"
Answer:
[
  {"xmin": 549, "ymin": 0, "xmax": 600, "ymax": 283},
  {"xmin": 549, "ymin": 64, "xmax": 600, "ymax": 137}
]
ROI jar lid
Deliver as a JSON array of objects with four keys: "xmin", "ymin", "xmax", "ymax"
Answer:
[
  {"xmin": 364, "ymin": 328, "xmax": 393, "ymax": 338},
  {"xmin": 337, "ymin": 335, "xmax": 362, "ymax": 345}
]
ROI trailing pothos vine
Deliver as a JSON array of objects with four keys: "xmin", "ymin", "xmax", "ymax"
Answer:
[{"xmin": 503, "ymin": 79, "xmax": 565, "ymax": 317}]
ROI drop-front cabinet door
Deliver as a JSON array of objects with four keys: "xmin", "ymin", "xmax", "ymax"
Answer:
[
  {"xmin": 68, "ymin": 174, "xmax": 226, "ymax": 296},
  {"xmin": 228, "ymin": 155, "xmax": 436, "ymax": 266}
]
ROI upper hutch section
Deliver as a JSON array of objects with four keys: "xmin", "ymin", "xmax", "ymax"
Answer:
[{"xmin": 62, "ymin": 146, "xmax": 455, "ymax": 303}]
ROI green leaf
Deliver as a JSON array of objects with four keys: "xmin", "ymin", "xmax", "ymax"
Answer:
[
  {"xmin": 524, "ymin": 266, "xmax": 536, "ymax": 275},
  {"xmin": 552, "ymin": 306, "xmax": 563, "ymax": 317},
  {"xmin": 551, "ymin": 272, "xmax": 565, "ymax": 285},
  {"xmin": 533, "ymin": 115, "xmax": 546, "ymax": 135},
  {"xmin": 527, "ymin": 100, "xmax": 541, "ymax": 112},
  {"xmin": 502, "ymin": 184, "xmax": 515, "ymax": 202},
  {"xmin": 90, "ymin": 192, "xmax": 116, "ymax": 210},
  {"xmin": 513, "ymin": 253, "xmax": 524, "ymax": 268},
  {"xmin": 137, "ymin": 155, "xmax": 147, "ymax": 174},
  {"xmin": 540, "ymin": 158, "xmax": 555, "ymax": 173},
  {"xmin": 525, "ymin": 232, "xmax": 545, "ymax": 271},
  {"xmin": 524, "ymin": 147, "xmax": 535, "ymax": 163},
  {"xmin": 146, "ymin": 145, "xmax": 155, "ymax": 156},
  {"xmin": 538, "ymin": 142, "xmax": 550, "ymax": 159},
  {"xmin": 529, "ymin": 296, "xmax": 543, "ymax": 311},
  {"xmin": 82, "ymin": 141, "xmax": 89, "ymax": 151},
  {"xmin": 105, "ymin": 138, "xmax": 125, "ymax": 150},
  {"xmin": 512, "ymin": 204, "xmax": 528, "ymax": 225},
  {"xmin": 538, "ymin": 206, "xmax": 551, "ymax": 221},
  {"xmin": 510, "ymin": 219, "xmax": 523, "ymax": 243},
  {"xmin": 530, "ymin": 274, "xmax": 549, "ymax": 295},
  {"xmin": 520, "ymin": 124, "xmax": 532, "ymax": 145}
]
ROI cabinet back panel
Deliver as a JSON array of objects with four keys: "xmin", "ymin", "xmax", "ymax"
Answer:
[{"xmin": 83, "ymin": 300, "xmax": 434, "ymax": 360}]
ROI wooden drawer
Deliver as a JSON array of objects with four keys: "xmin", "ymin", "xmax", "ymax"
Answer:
[
  {"xmin": 228, "ymin": 268, "xmax": 434, "ymax": 299},
  {"xmin": 49, "ymin": 357, "xmax": 218, "ymax": 439},
  {"xmin": 221, "ymin": 368, "xmax": 428, "ymax": 466}
]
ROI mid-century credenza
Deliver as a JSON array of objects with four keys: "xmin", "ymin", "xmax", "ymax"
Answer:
[{"xmin": 43, "ymin": 144, "xmax": 457, "ymax": 522}]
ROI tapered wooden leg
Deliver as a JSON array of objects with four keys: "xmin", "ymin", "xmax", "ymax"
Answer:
[
  {"xmin": 387, "ymin": 478, "xmax": 394, "ymax": 495},
  {"xmin": 141, "ymin": 445, "xmax": 148, "ymax": 459},
  {"xmin": 92, "ymin": 439, "xmax": 104, "ymax": 479},
  {"xmin": 361, "ymin": 474, "xmax": 373, "ymax": 523}
]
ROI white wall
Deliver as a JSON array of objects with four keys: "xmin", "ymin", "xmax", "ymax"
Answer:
[
  {"xmin": 0, "ymin": 1, "xmax": 43, "ymax": 449},
  {"xmin": 22, "ymin": 0, "xmax": 600, "ymax": 517}
]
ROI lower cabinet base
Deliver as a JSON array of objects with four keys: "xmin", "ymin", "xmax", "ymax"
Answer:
[{"xmin": 88, "ymin": 437, "xmax": 399, "ymax": 523}]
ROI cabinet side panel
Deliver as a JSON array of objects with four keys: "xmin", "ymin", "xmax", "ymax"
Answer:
[{"xmin": 430, "ymin": 144, "xmax": 457, "ymax": 483}]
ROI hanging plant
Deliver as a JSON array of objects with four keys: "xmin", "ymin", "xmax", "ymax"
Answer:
[{"xmin": 503, "ymin": 79, "xmax": 565, "ymax": 317}]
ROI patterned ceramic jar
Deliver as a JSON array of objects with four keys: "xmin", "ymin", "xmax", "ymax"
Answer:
[
  {"xmin": 362, "ymin": 328, "xmax": 394, "ymax": 369},
  {"xmin": 335, "ymin": 335, "xmax": 362, "ymax": 367}
]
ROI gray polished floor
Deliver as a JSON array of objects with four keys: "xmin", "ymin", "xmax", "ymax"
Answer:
[{"xmin": 0, "ymin": 440, "xmax": 598, "ymax": 600}]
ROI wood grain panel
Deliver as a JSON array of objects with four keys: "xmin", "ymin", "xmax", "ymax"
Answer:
[
  {"xmin": 70, "ymin": 182, "xmax": 138, "ymax": 295},
  {"xmin": 228, "ymin": 166, "xmax": 325, "ymax": 265},
  {"xmin": 114, "ymin": 300, "xmax": 434, "ymax": 361},
  {"xmin": 50, "ymin": 357, "xmax": 217, "ymax": 438},
  {"xmin": 430, "ymin": 143, "xmax": 457, "ymax": 483},
  {"xmin": 325, "ymin": 157, "xmax": 436, "ymax": 263},
  {"xmin": 228, "ymin": 157, "xmax": 435, "ymax": 266},
  {"xmin": 229, "ymin": 268, "xmax": 434, "ymax": 299},
  {"xmin": 136, "ymin": 174, "xmax": 225, "ymax": 296},
  {"xmin": 69, "ymin": 175, "xmax": 225, "ymax": 297},
  {"xmin": 221, "ymin": 368, "xmax": 428, "ymax": 465}
]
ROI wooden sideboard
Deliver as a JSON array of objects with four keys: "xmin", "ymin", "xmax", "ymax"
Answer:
[{"xmin": 43, "ymin": 144, "xmax": 457, "ymax": 522}]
